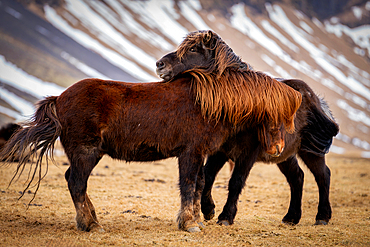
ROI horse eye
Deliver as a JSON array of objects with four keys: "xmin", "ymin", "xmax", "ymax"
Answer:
[{"xmin": 189, "ymin": 47, "xmax": 196, "ymax": 52}]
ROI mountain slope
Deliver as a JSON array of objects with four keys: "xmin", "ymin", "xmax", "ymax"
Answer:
[{"xmin": 0, "ymin": 0, "xmax": 369, "ymax": 157}]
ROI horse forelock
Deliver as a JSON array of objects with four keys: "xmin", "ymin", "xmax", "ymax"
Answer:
[
  {"xmin": 189, "ymin": 69, "xmax": 302, "ymax": 130},
  {"xmin": 177, "ymin": 31, "xmax": 207, "ymax": 60}
]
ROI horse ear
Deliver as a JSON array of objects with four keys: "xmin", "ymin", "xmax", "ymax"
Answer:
[{"xmin": 203, "ymin": 30, "xmax": 217, "ymax": 49}]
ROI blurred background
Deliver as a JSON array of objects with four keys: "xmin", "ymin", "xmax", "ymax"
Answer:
[{"xmin": 0, "ymin": 0, "xmax": 369, "ymax": 158}]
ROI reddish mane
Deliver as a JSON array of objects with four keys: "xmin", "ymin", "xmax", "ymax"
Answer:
[
  {"xmin": 176, "ymin": 31, "xmax": 302, "ymax": 132},
  {"xmin": 188, "ymin": 68, "xmax": 301, "ymax": 133}
]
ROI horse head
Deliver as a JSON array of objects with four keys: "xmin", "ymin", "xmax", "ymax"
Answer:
[
  {"xmin": 156, "ymin": 51, "xmax": 187, "ymax": 81},
  {"xmin": 260, "ymin": 122, "xmax": 286, "ymax": 157},
  {"xmin": 156, "ymin": 30, "xmax": 248, "ymax": 81}
]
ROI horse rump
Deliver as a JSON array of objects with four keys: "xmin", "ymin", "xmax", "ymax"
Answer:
[{"xmin": 300, "ymin": 98, "xmax": 339, "ymax": 156}]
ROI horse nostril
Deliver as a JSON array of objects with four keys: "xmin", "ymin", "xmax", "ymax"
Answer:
[
  {"xmin": 156, "ymin": 61, "xmax": 165, "ymax": 69},
  {"xmin": 270, "ymin": 145, "xmax": 282, "ymax": 157}
]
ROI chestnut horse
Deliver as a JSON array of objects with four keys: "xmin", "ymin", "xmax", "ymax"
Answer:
[
  {"xmin": 156, "ymin": 30, "xmax": 339, "ymax": 226},
  {"xmin": 0, "ymin": 69, "xmax": 300, "ymax": 232}
]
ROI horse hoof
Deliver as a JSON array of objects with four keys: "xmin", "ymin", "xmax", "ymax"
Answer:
[
  {"xmin": 217, "ymin": 220, "xmax": 230, "ymax": 226},
  {"xmin": 90, "ymin": 222, "xmax": 105, "ymax": 233},
  {"xmin": 198, "ymin": 222, "xmax": 205, "ymax": 229},
  {"xmin": 282, "ymin": 220, "xmax": 297, "ymax": 226},
  {"xmin": 187, "ymin": 226, "xmax": 201, "ymax": 232},
  {"xmin": 314, "ymin": 220, "xmax": 328, "ymax": 225},
  {"xmin": 204, "ymin": 209, "xmax": 215, "ymax": 221}
]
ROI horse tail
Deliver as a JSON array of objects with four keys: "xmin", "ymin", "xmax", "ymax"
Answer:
[
  {"xmin": 0, "ymin": 96, "xmax": 61, "ymax": 204},
  {"xmin": 300, "ymin": 97, "xmax": 339, "ymax": 156}
]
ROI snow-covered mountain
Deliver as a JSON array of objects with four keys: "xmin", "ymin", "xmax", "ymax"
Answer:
[{"xmin": 0, "ymin": 0, "xmax": 369, "ymax": 158}]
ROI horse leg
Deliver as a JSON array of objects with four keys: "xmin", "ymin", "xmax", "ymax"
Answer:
[
  {"xmin": 65, "ymin": 167, "xmax": 98, "ymax": 222},
  {"xmin": 277, "ymin": 155, "xmax": 304, "ymax": 225},
  {"xmin": 298, "ymin": 151, "xmax": 331, "ymax": 225},
  {"xmin": 67, "ymin": 147, "xmax": 103, "ymax": 232},
  {"xmin": 217, "ymin": 148, "xmax": 259, "ymax": 226},
  {"xmin": 201, "ymin": 151, "xmax": 229, "ymax": 221},
  {"xmin": 177, "ymin": 151, "xmax": 204, "ymax": 232},
  {"xmin": 193, "ymin": 165, "xmax": 205, "ymax": 229}
]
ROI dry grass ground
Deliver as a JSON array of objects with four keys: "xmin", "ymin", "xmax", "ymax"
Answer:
[{"xmin": 0, "ymin": 154, "xmax": 369, "ymax": 246}]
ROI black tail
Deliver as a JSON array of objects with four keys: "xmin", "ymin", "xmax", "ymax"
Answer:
[
  {"xmin": 300, "ymin": 98, "xmax": 339, "ymax": 156},
  {"xmin": 0, "ymin": 96, "xmax": 61, "ymax": 203}
]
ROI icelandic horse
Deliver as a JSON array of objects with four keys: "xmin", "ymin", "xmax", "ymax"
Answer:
[{"xmin": 156, "ymin": 30, "xmax": 339, "ymax": 226}]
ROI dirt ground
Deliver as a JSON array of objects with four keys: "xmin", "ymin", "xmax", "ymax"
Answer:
[{"xmin": 0, "ymin": 153, "xmax": 369, "ymax": 246}]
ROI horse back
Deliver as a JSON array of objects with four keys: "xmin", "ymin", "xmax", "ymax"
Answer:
[{"xmin": 55, "ymin": 78, "xmax": 230, "ymax": 160}]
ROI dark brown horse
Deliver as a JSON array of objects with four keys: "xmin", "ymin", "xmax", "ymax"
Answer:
[
  {"xmin": 0, "ymin": 123, "xmax": 21, "ymax": 150},
  {"xmin": 156, "ymin": 30, "xmax": 339, "ymax": 226},
  {"xmin": 0, "ymin": 67, "xmax": 300, "ymax": 233},
  {"xmin": 0, "ymin": 123, "xmax": 21, "ymax": 161}
]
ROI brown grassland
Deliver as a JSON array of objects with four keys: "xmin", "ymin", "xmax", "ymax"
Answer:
[{"xmin": 0, "ymin": 152, "xmax": 369, "ymax": 246}]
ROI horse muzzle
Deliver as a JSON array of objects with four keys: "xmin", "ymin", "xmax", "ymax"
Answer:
[{"xmin": 267, "ymin": 144, "xmax": 284, "ymax": 157}]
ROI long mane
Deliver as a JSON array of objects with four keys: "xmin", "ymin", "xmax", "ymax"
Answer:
[{"xmin": 177, "ymin": 30, "xmax": 302, "ymax": 132}]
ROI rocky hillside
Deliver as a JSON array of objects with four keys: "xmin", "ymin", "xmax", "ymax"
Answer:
[{"xmin": 0, "ymin": 0, "xmax": 369, "ymax": 158}]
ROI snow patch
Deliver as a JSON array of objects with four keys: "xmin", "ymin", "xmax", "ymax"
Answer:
[
  {"xmin": 0, "ymin": 87, "xmax": 34, "ymax": 119},
  {"xmin": 261, "ymin": 20, "xmax": 299, "ymax": 53},
  {"xmin": 186, "ymin": 0, "xmax": 202, "ymax": 11},
  {"xmin": 352, "ymin": 137, "xmax": 370, "ymax": 150},
  {"xmin": 0, "ymin": 105, "xmax": 22, "ymax": 120},
  {"xmin": 207, "ymin": 13, "xmax": 216, "ymax": 22},
  {"xmin": 362, "ymin": 151, "xmax": 370, "ymax": 158},
  {"xmin": 230, "ymin": 4, "xmax": 291, "ymax": 69},
  {"xmin": 325, "ymin": 21, "xmax": 370, "ymax": 57},
  {"xmin": 337, "ymin": 99, "xmax": 370, "ymax": 126},
  {"xmin": 0, "ymin": 55, "xmax": 65, "ymax": 119},
  {"xmin": 61, "ymin": 51, "xmax": 110, "ymax": 79},
  {"xmin": 123, "ymin": 0, "xmax": 188, "ymax": 44},
  {"xmin": 299, "ymin": 21, "xmax": 313, "ymax": 34},
  {"xmin": 312, "ymin": 17, "xmax": 324, "ymax": 30},
  {"xmin": 352, "ymin": 6, "xmax": 363, "ymax": 20},
  {"xmin": 97, "ymin": 0, "xmax": 173, "ymax": 51},
  {"xmin": 336, "ymin": 133, "xmax": 351, "ymax": 143},
  {"xmin": 330, "ymin": 145, "xmax": 345, "ymax": 154},
  {"xmin": 178, "ymin": 0, "xmax": 210, "ymax": 30},
  {"xmin": 261, "ymin": 54, "xmax": 292, "ymax": 78},
  {"xmin": 63, "ymin": 0, "xmax": 157, "ymax": 71},
  {"xmin": 266, "ymin": 4, "xmax": 370, "ymax": 101},
  {"xmin": 44, "ymin": 5, "xmax": 156, "ymax": 82},
  {"xmin": 0, "ymin": 55, "xmax": 64, "ymax": 98}
]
